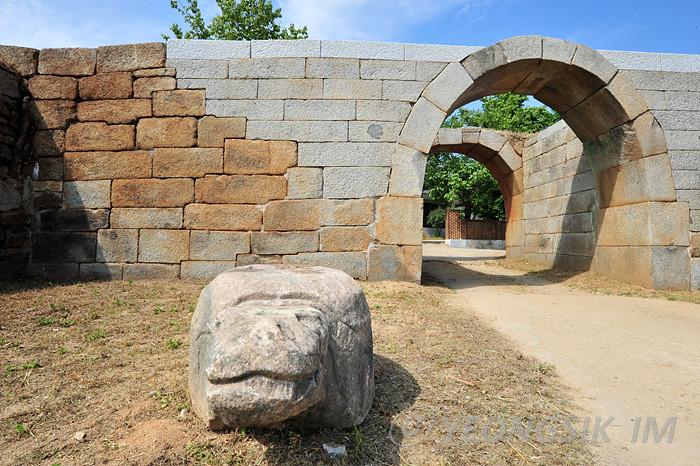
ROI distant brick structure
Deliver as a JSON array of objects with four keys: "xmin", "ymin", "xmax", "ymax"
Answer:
[
  {"xmin": 445, "ymin": 210, "xmax": 505, "ymax": 241},
  {"xmin": 0, "ymin": 36, "xmax": 697, "ymax": 289}
]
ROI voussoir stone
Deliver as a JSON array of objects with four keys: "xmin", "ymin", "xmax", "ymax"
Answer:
[{"xmin": 190, "ymin": 264, "xmax": 374, "ymax": 429}]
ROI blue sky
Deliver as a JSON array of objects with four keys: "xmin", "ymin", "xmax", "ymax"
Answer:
[{"xmin": 0, "ymin": 0, "xmax": 698, "ymax": 54}]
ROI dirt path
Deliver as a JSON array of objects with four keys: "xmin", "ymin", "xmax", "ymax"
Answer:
[{"xmin": 422, "ymin": 242, "xmax": 700, "ymax": 466}]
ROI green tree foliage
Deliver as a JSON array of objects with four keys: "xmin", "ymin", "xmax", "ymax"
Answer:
[
  {"xmin": 424, "ymin": 94, "xmax": 560, "ymax": 221},
  {"xmin": 164, "ymin": 0, "xmax": 308, "ymax": 40}
]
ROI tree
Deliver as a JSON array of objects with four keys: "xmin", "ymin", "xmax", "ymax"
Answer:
[
  {"xmin": 449, "ymin": 92, "xmax": 561, "ymax": 132},
  {"xmin": 163, "ymin": 0, "xmax": 308, "ymax": 40}
]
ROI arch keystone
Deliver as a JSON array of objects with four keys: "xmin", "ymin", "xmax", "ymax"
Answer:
[{"xmin": 498, "ymin": 35, "xmax": 542, "ymax": 62}]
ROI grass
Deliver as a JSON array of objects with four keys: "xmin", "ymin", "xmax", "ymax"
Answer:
[{"xmin": 0, "ymin": 277, "xmax": 591, "ymax": 465}]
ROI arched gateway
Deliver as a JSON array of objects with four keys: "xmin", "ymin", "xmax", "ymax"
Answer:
[{"xmin": 0, "ymin": 36, "xmax": 696, "ymax": 289}]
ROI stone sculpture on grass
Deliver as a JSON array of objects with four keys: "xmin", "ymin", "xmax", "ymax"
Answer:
[{"xmin": 189, "ymin": 264, "xmax": 374, "ymax": 429}]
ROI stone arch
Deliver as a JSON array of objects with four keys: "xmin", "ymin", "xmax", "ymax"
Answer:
[{"xmin": 385, "ymin": 35, "xmax": 690, "ymax": 289}]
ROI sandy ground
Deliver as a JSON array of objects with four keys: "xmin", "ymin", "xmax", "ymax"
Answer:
[{"xmin": 422, "ymin": 242, "xmax": 700, "ymax": 466}]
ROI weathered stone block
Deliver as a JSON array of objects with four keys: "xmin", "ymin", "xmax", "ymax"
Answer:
[
  {"xmin": 422, "ymin": 62, "xmax": 474, "ymax": 113},
  {"xmin": 178, "ymin": 78, "xmax": 258, "ymax": 99},
  {"xmin": 136, "ymin": 117, "xmax": 197, "ymax": 149},
  {"xmin": 27, "ymin": 263, "xmax": 79, "ymax": 281},
  {"xmin": 97, "ymin": 43, "xmax": 166, "ymax": 72},
  {"xmin": 63, "ymin": 180, "xmax": 111, "ymax": 208},
  {"xmin": 79, "ymin": 263, "xmax": 123, "ymax": 281},
  {"xmin": 112, "ymin": 178, "xmax": 194, "ymax": 207},
  {"xmin": 691, "ymin": 233, "xmax": 700, "ymax": 258},
  {"xmin": 111, "ymin": 208, "xmax": 183, "ymax": 229},
  {"xmin": 236, "ymin": 254, "xmax": 282, "ymax": 266},
  {"xmin": 65, "ymin": 122, "xmax": 134, "ymax": 151},
  {"xmin": 323, "ymin": 167, "xmax": 390, "ymax": 199},
  {"xmin": 64, "ymin": 150, "xmax": 151, "ymax": 180},
  {"xmin": 388, "ymin": 145, "xmax": 427, "ymax": 197},
  {"xmin": 349, "ymin": 121, "xmax": 403, "ymax": 142},
  {"xmin": 32, "ymin": 181, "xmax": 63, "ymax": 193},
  {"xmin": 139, "ymin": 229, "xmax": 190, "ymax": 263},
  {"xmin": 251, "ymin": 232, "xmax": 318, "ymax": 254},
  {"xmin": 79, "ymin": 72, "xmax": 132, "ymax": 100},
  {"xmin": 0, "ymin": 45, "xmax": 38, "ymax": 76},
  {"xmin": 259, "ymin": 78, "xmax": 323, "ymax": 99},
  {"xmin": 153, "ymin": 89, "xmax": 205, "ymax": 116},
  {"xmin": 198, "ymin": 116, "xmax": 246, "ymax": 147},
  {"xmin": 224, "ymin": 140, "xmax": 296, "ymax": 175},
  {"xmin": 181, "ymin": 261, "xmax": 237, "ymax": 281},
  {"xmin": 360, "ymin": 59, "xmax": 415, "ymax": 80},
  {"xmin": 134, "ymin": 67, "xmax": 176, "ymax": 77},
  {"xmin": 320, "ymin": 226, "xmax": 371, "ymax": 252},
  {"xmin": 397, "ymin": 97, "xmax": 446, "ymax": 153},
  {"xmin": 382, "ymin": 80, "xmax": 427, "ymax": 102},
  {"xmin": 692, "ymin": 258, "xmax": 700, "ymax": 291},
  {"xmin": 283, "ymin": 252, "xmax": 367, "ymax": 279},
  {"xmin": 356, "ymin": 100, "xmax": 412, "ymax": 122},
  {"xmin": 206, "ymin": 99, "xmax": 283, "ymax": 120},
  {"xmin": 97, "ymin": 229, "xmax": 138, "ymax": 262},
  {"xmin": 251, "ymin": 39, "xmax": 320, "ymax": 58},
  {"xmin": 195, "ymin": 175, "xmax": 286, "ymax": 204},
  {"xmin": 306, "ymin": 58, "xmax": 359, "ymax": 79},
  {"xmin": 651, "ymin": 246, "xmax": 691, "ymax": 290},
  {"xmin": 133, "ymin": 76, "xmax": 176, "ymax": 98},
  {"xmin": 323, "ymin": 79, "xmax": 381, "ymax": 100},
  {"xmin": 229, "ymin": 57, "xmax": 305, "ymax": 78},
  {"xmin": 375, "ymin": 197, "xmax": 422, "ymax": 246},
  {"xmin": 153, "ymin": 147, "xmax": 223, "ymax": 178},
  {"xmin": 39, "ymin": 209, "xmax": 108, "ymax": 232},
  {"xmin": 247, "ymin": 120, "xmax": 348, "ymax": 142},
  {"xmin": 32, "ymin": 232, "xmax": 96, "ymax": 263},
  {"xmin": 322, "ymin": 40, "xmax": 403, "ymax": 60},
  {"xmin": 28, "ymin": 75, "xmax": 77, "ymax": 100},
  {"xmin": 167, "ymin": 39, "xmax": 249, "ymax": 60},
  {"xmin": 28, "ymin": 100, "xmax": 76, "ymax": 129},
  {"xmin": 284, "ymin": 99, "xmax": 355, "ymax": 120},
  {"xmin": 264, "ymin": 200, "xmax": 321, "ymax": 231},
  {"xmin": 33, "ymin": 191, "xmax": 62, "ymax": 209},
  {"xmin": 287, "ymin": 167, "xmax": 322, "ymax": 199},
  {"xmin": 0, "ymin": 181, "xmax": 21, "ymax": 212},
  {"xmin": 77, "ymin": 99, "xmax": 151, "ymax": 124},
  {"xmin": 320, "ymin": 199, "xmax": 374, "ymax": 226},
  {"xmin": 184, "ymin": 204, "xmax": 262, "ymax": 230},
  {"xmin": 368, "ymin": 245, "xmax": 421, "ymax": 282},
  {"xmin": 190, "ymin": 231, "xmax": 250, "ymax": 260},
  {"xmin": 32, "ymin": 130, "xmax": 65, "ymax": 156},
  {"xmin": 298, "ymin": 142, "xmax": 393, "ymax": 167},
  {"xmin": 166, "ymin": 58, "xmax": 229, "ymax": 78},
  {"xmin": 38, "ymin": 47, "xmax": 96, "ymax": 76},
  {"xmin": 123, "ymin": 263, "xmax": 179, "ymax": 280}
]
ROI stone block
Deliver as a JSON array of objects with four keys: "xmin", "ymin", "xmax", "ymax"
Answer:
[
  {"xmin": 499, "ymin": 35, "xmax": 542, "ymax": 62},
  {"xmin": 691, "ymin": 233, "xmax": 700, "ymax": 258},
  {"xmin": 321, "ymin": 40, "xmax": 403, "ymax": 60},
  {"xmin": 166, "ymin": 58, "xmax": 228, "ymax": 78},
  {"xmin": 287, "ymin": 167, "xmax": 322, "ymax": 199},
  {"xmin": 195, "ymin": 174, "xmax": 286, "ymax": 204},
  {"xmin": 251, "ymin": 39, "xmax": 320, "ymax": 58},
  {"xmin": 178, "ymin": 78, "xmax": 258, "ymax": 99},
  {"xmin": 236, "ymin": 254, "xmax": 282, "ymax": 266},
  {"xmin": 64, "ymin": 150, "xmax": 151, "ymax": 180},
  {"xmin": 0, "ymin": 181, "xmax": 21, "ymax": 212},
  {"xmin": 38, "ymin": 47, "xmax": 96, "ymax": 76},
  {"xmin": 356, "ymin": 100, "xmax": 412, "ymax": 122},
  {"xmin": 153, "ymin": 89, "xmax": 205, "ymax": 116},
  {"xmin": 28, "ymin": 100, "xmax": 76, "ymax": 129},
  {"xmin": 320, "ymin": 199, "xmax": 374, "ymax": 226},
  {"xmin": 32, "ymin": 181, "xmax": 63, "ymax": 193},
  {"xmin": 32, "ymin": 157, "xmax": 63, "ymax": 182},
  {"xmin": 32, "ymin": 130, "xmax": 65, "ymax": 156},
  {"xmin": 375, "ymin": 197, "xmax": 422, "ymax": 245},
  {"xmin": 651, "ymin": 246, "xmax": 691, "ymax": 290},
  {"xmin": 306, "ymin": 58, "xmax": 359, "ymax": 79},
  {"xmin": 436, "ymin": 128, "xmax": 463, "ymax": 146},
  {"xmin": 599, "ymin": 50, "xmax": 662, "ymax": 72},
  {"xmin": 246, "ymin": 120, "xmax": 347, "ymax": 142},
  {"xmin": 66, "ymin": 122, "xmax": 134, "ymax": 151},
  {"xmin": 0, "ymin": 45, "xmax": 38, "ymax": 76},
  {"xmin": 323, "ymin": 167, "xmax": 390, "ymax": 198},
  {"xmin": 283, "ymin": 252, "xmax": 367, "ymax": 280},
  {"xmin": 33, "ymin": 191, "xmax": 62, "ymax": 210},
  {"xmin": 422, "ymin": 62, "xmax": 474, "ymax": 113},
  {"xmin": 133, "ymin": 76, "xmax": 176, "ymax": 98},
  {"xmin": 258, "ymin": 78, "xmax": 323, "ymax": 100},
  {"xmin": 571, "ymin": 44, "xmax": 618, "ymax": 84},
  {"xmin": 181, "ymin": 261, "xmax": 237, "ymax": 281},
  {"xmin": 190, "ymin": 231, "xmax": 250, "ymax": 261},
  {"xmin": 184, "ymin": 204, "xmax": 262, "ymax": 230},
  {"xmin": 665, "ymin": 130, "xmax": 700, "ymax": 151},
  {"xmin": 404, "ymin": 43, "xmax": 479, "ymax": 62},
  {"xmin": 123, "ymin": 263, "xmax": 179, "ymax": 280},
  {"xmin": 655, "ymin": 111, "xmax": 700, "ymax": 131},
  {"xmin": 264, "ymin": 200, "xmax": 321, "ymax": 231},
  {"xmin": 136, "ymin": 117, "xmax": 197, "ymax": 149},
  {"xmin": 112, "ymin": 178, "xmax": 194, "ymax": 207},
  {"xmin": 28, "ymin": 75, "xmax": 77, "ymax": 100},
  {"xmin": 153, "ymin": 147, "xmax": 223, "ymax": 178},
  {"xmin": 167, "ymin": 39, "xmax": 250, "ymax": 60},
  {"xmin": 692, "ymin": 258, "xmax": 700, "ymax": 290},
  {"xmin": 27, "ymin": 263, "xmax": 79, "ymax": 281},
  {"xmin": 224, "ymin": 139, "xmax": 296, "ymax": 175},
  {"xmin": 298, "ymin": 142, "xmax": 394, "ymax": 167},
  {"xmin": 63, "ymin": 180, "xmax": 111, "ymax": 208},
  {"xmin": 79, "ymin": 72, "xmax": 132, "ymax": 100},
  {"xmin": 251, "ymin": 231, "xmax": 318, "ymax": 254},
  {"xmin": 38, "ymin": 209, "xmax": 108, "ymax": 232},
  {"xmin": 381, "ymin": 80, "xmax": 427, "ymax": 102},
  {"xmin": 320, "ymin": 226, "xmax": 371, "ymax": 252},
  {"xmin": 97, "ymin": 43, "xmax": 166, "ymax": 72},
  {"xmin": 388, "ymin": 145, "xmax": 427, "ymax": 197},
  {"xmin": 134, "ymin": 67, "xmax": 176, "ymax": 77},
  {"xmin": 198, "ymin": 116, "xmax": 246, "ymax": 147},
  {"xmin": 229, "ymin": 57, "xmax": 305, "ymax": 78},
  {"xmin": 349, "ymin": 121, "xmax": 403, "ymax": 142},
  {"xmin": 323, "ymin": 79, "xmax": 381, "ymax": 100},
  {"xmin": 206, "ymin": 99, "xmax": 283, "ymax": 120},
  {"xmin": 284, "ymin": 99, "xmax": 355, "ymax": 120},
  {"xmin": 79, "ymin": 263, "xmax": 123, "ymax": 281},
  {"xmin": 360, "ymin": 59, "xmax": 415, "ymax": 80},
  {"xmin": 97, "ymin": 229, "xmax": 138, "ymax": 262},
  {"xmin": 397, "ymin": 97, "xmax": 446, "ymax": 153},
  {"xmin": 77, "ymin": 99, "xmax": 151, "ymax": 124},
  {"xmin": 416, "ymin": 62, "xmax": 449, "ymax": 82},
  {"xmin": 139, "ymin": 229, "xmax": 189, "ymax": 263},
  {"xmin": 111, "ymin": 208, "xmax": 183, "ymax": 229},
  {"xmin": 368, "ymin": 245, "xmax": 421, "ymax": 282},
  {"xmin": 32, "ymin": 232, "xmax": 96, "ymax": 263}
]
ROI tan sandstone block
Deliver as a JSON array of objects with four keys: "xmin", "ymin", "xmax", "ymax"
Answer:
[
  {"xmin": 97, "ymin": 229, "xmax": 138, "ymax": 262},
  {"xmin": 136, "ymin": 117, "xmax": 197, "ymax": 149},
  {"xmin": 77, "ymin": 99, "xmax": 151, "ymax": 124},
  {"xmin": 153, "ymin": 147, "xmax": 222, "ymax": 178},
  {"xmin": 236, "ymin": 254, "xmax": 283, "ymax": 266},
  {"xmin": 123, "ymin": 264, "xmax": 180, "ymax": 280},
  {"xmin": 79, "ymin": 72, "xmax": 132, "ymax": 100},
  {"xmin": 691, "ymin": 233, "xmax": 700, "ymax": 258},
  {"xmin": 263, "ymin": 200, "xmax": 321, "ymax": 231},
  {"xmin": 251, "ymin": 232, "xmax": 319, "ymax": 255},
  {"xmin": 224, "ymin": 140, "xmax": 297, "ymax": 175},
  {"xmin": 97, "ymin": 43, "xmax": 166, "ymax": 73},
  {"xmin": 111, "ymin": 208, "xmax": 183, "ymax": 229},
  {"xmin": 198, "ymin": 116, "xmax": 246, "ymax": 147},
  {"xmin": 38, "ymin": 48, "xmax": 96, "ymax": 76},
  {"xmin": 320, "ymin": 199, "xmax": 374, "ymax": 225},
  {"xmin": 32, "ymin": 130, "xmax": 65, "ymax": 156},
  {"xmin": 28, "ymin": 100, "xmax": 76, "ymax": 129},
  {"xmin": 375, "ymin": 197, "xmax": 423, "ymax": 245},
  {"xmin": 195, "ymin": 175, "xmax": 286, "ymax": 204},
  {"xmin": 153, "ymin": 89, "xmax": 205, "ymax": 116},
  {"xmin": 287, "ymin": 167, "xmax": 322, "ymax": 199},
  {"xmin": 28, "ymin": 75, "xmax": 77, "ymax": 100},
  {"xmin": 133, "ymin": 76, "xmax": 176, "ymax": 98},
  {"xmin": 65, "ymin": 122, "xmax": 134, "ymax": 151},
  {"xmin": 183, "ymin": 204, "xmax": 262, "ymax": 230},
  {"xmin": 368, "ymin": 245, "xmax": 421, "ymax": 282},
  {"xmin": 0, "ymin": 45, "xmax": 38, "ymax": 76},
  {"xmin": 112, "ymin": 179, "xmax": 194, "ymax": 207},
  {"xmin": 138, "ymin": 229, "xmax": 189, "ymax": 263},
  {"xmin": 190, "ymin": 231, "xmax": 250, "ymax": 260},
  {"xmin": 64, "ymin": 151, "xmax": 151, "ymax": 180},
  {"xmin": 320, "ymin": 226, "xmax": 371, "ymax": 251}
]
